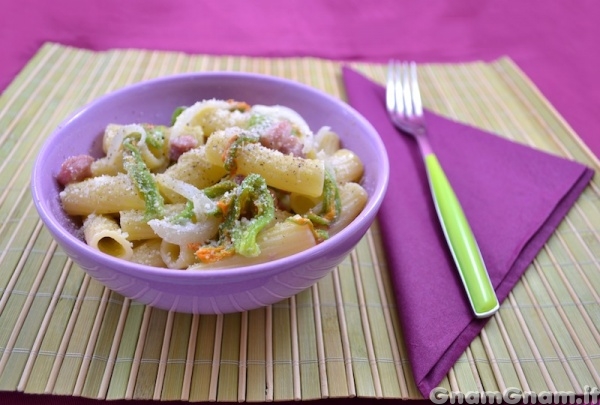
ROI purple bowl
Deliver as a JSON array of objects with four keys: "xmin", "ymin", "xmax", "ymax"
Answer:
[{"xmin": 31, "ymin": 72, "xmax": 389, "ymax": 314}]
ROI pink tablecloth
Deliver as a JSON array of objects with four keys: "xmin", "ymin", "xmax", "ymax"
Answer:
[
  {"xmin": 1, "ymin": 1, "xmax": 599, "ymax": 404},
  {"xmin": 2, "ymin": 0, "xmax": 600, "ymax": 160}
]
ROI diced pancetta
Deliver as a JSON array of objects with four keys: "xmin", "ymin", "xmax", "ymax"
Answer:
[
  {"xmin": 169, "ymin": 135, "xmax": 199, "ymax": 161},
  {"xmin": 57, "ymin": 154, "xmax": 95, "ymax": 186},
  {"xmin": 259, "ymin": 121, "xmax": 305, "ymax": 157}
]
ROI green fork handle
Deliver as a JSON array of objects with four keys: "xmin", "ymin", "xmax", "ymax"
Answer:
[{"xmin": 424, "ymin": 153, "xmax": 499, "ymax": 318}]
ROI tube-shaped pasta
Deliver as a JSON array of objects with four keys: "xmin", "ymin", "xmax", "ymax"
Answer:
[
  {"xmin": 327, "ymin": 149, "xmax": 364, "ymax": 184},
  {"xmin": 156, "ymin": 146, "xmax": 227, "ymax": 202},
  {"xmin": 189, "ymin": 220, "xmax": 317, "ymax": 270},
  {"xmin": 171, "ymin": 99, "xmax": 225, "ymax": 142},
  {"xmin": 60, "ymin": 173, "xmax": 145, "ymax": 216},
  {"xmin": 205, "ymin": 130, "xmax": 325, "ymax": 197},
  {"xmin": 170, "ymin": 99, "xmax": 250, "ymax": 142},
  {"xmin": 328, "ymin": 182, "xmax": 368, "ymax": 236},
  {"xmin": 314, "ymin": 126, "xmax": 340, "ymax": 155},
  {"xmin": 91, "ymin": 124, "xmax": 125, "ymax": 176},
  {"xmin": 160, "ymin": 240, "xmax": 197, "ymax": 269},
  {"xmin": 131, "ymin": 239, "xmax": 165, "ymax": 267},
  {"xmin": 120, "ymin": 204, "xmax": 186, "ymax": 240},
  {"xmin": 92, "ymin": 124, "xmax": 170, "ymax": 176},
  {"xmin": 83, "ymin": 214, "xmax": 133, "ymax": 260},
  {"xmin": 101, "ymin": 124, "xmax": 122, "ymax": 154},
  {"xmin": 289, "ymin": 192, "xmax": 320, "ymax": 215},
  {"xmin": 90, "ymin": 156, "xmax": 123, "ymax": 177}
]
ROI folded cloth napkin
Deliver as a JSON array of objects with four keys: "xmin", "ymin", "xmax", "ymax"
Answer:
[{"xmin": 341, "ymin": 66, "xmax": 595, "ymax": 397}]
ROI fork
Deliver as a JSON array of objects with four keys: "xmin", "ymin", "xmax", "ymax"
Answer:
[{"xmin": 386, "ymin": 61, "xmax": 499, "ymax": 318}]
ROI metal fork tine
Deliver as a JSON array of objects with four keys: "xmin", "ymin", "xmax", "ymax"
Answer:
[
  {"xmin": 410, "ymin": 62, "xmax": 423, "ymax": 117},
  {"xmin": 386, "ymin": 60, "xmax": 396, "ymax": 113},
  {"xmin": 393, "ymin": 62, "xmax": 404, "ymax": 117},
  {"xmin": 398, "ymin": 62, "xmax": 406, "ymax": 117},
  {"xmin": 401, "ymin": 62, "xmax": 413, "ymax": 118}
]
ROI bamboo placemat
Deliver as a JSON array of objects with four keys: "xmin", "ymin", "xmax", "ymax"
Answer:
[{"xmin": 0, "ymin": 43, "xmax": 598, "ymax": 402}]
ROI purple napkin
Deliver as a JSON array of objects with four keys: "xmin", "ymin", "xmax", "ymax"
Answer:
[{"xmin": 341, "ymin": 66, "xmax": 594, "ymax": 396}]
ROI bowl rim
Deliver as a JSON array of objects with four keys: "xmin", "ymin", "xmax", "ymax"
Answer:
[{"xmin": 31, "ymin": 71, "xmax": 390, "ymax": 281}]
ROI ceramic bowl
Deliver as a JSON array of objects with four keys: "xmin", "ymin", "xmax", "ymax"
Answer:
[{"xmin": 31, "ymin": 72, "xmax": 389, "ymax": 314}]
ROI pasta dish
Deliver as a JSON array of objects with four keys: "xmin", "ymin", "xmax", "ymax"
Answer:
[{"xmin": 57, "ymin": 99, "xmax": 367, "ymax": 270}]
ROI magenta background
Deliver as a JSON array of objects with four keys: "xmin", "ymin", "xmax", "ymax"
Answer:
[
  {"xmin": 2, "ymin": 0, "xmax": 600, "ymax": 161},
  {"xmin": 1, "ymin": 1, "xmax": 599, "ymax": 404}
]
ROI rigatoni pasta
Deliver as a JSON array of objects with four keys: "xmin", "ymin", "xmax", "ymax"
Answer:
[
  {"xmin": 131, "ymin": 239, "xmax": 164, "ymax": 267},
  {"xmin": 57, "ymin": 99, "xmax": 368, "ymax": 270},
  {"xmin": 61, "ymin": 173, "xmax": 145, "ymax": 215},
  {"xmin": 189, "ymin": 221, "xmax": 316, "ymax": 270},
  {"xmin": 204, "ymin": 129, "xmax": 325, "ymax": 197},
  {"xmin": 327, "ymin": 149, "xmax": 364, "ymax": 184},
  {"xmin": 82, "ymin": 214, "xmax": 133, "ymax": 260}
]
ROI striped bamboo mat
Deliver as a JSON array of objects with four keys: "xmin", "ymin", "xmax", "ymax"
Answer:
[{"xmin": 0, "ymin": 43, "xmax": 599, "ymax": 402}]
